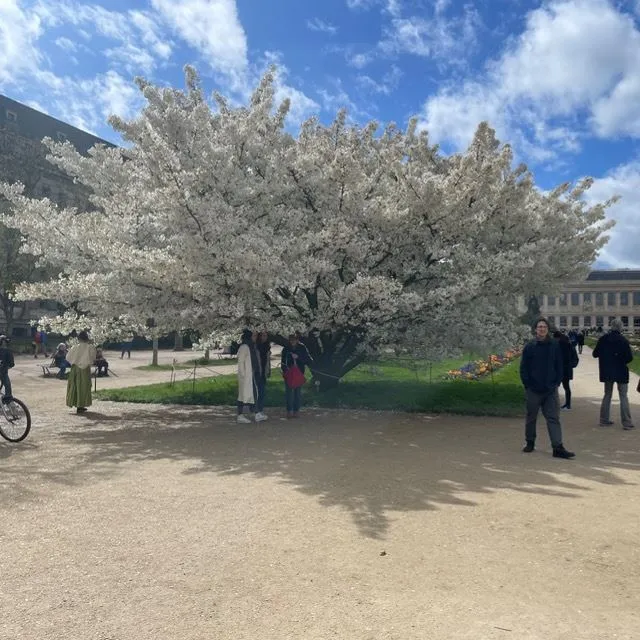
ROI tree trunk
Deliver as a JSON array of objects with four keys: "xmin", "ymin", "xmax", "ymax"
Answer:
[
  {"xmin": 152, "ymin": 336, "xmax": 159, "ymax": 366},
  {"xmin": 173, "ymin": 332, "xmax": 184, "ymax": 351},
  {"xmin": 203, "ymin": 348, "xmax": 210, "ymax": 361}
]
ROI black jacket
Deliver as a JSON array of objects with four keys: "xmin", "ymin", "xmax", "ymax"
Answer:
[
  {"xmin": 520, "ymin": 338, "xmax": 563, "ymax": 394},
  {"xmin": 281, "ymin": 343, "xmax": 312, "ymax": 375},
  {"xmin": 0, "ymin": 346, "xmax": 14, "ymax": 375},
  {"xmin": 556, "ymin": 335, "xmax": 578, "ymax": 381},
  {"xmin": 593, "ymin": 331, "xmax": 633, "ymax": 384}
]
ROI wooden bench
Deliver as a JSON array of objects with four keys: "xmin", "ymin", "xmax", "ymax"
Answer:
[{"xmin": 40, "ymin": 359, "xmax": 63, "ymax": 377}]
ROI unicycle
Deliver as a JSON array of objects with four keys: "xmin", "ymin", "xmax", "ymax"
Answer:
[{"xmin": 0, "ymin": 384, "xmax": 31, "ymax": 442}]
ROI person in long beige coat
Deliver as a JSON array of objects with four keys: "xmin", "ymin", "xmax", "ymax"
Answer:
[
  {"xmin": 236, "ymin": 329, "xmax": 260, "ymax": 423},
  {"xmin": 66, "ymin": 331, "xmax": 97, "ymax": 414}
]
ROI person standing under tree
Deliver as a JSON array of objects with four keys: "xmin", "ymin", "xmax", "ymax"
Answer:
[
  {"xmin": 520, "ymin": 318, "xmax": 575, "ymax": 458},
  {"xmin": 281, "ymin": 333, "xmax": 313, "ymax": 419},
  {"xmin": 66, "ymin": 331, "xmax": 97, "ymax": 414},
  {"xmin": 255, "ymin": 330, "xmax": 271, "ymax": 423},
  {"xmin": 236, "ymin": 329, "xmax": 261, "ymax": 423},
  {"xmin": 577, "ymin": 330, "xmax": 585, "ymax": 354},
  {"xmin": 593, "ymin": 319, "xmax": 635, "ymax": 430}
]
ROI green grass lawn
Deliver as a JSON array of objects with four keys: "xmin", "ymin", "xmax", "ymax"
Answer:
[
  {"xmin": 134, "ymin": 357, "xmax": 238, "ymax": 371},
  {"xmin": 98, "ymin": 355, "xmax": 526, "ymax": 417}
]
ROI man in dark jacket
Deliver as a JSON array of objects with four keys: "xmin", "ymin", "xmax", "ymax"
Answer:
[
  {"xmin": 0, "ymin": 334, "xmax": 15, "ymax": 402},
  {"xmin": 520, "ymin": 318, "xmax": 575, "ymax": 458},
  {"xmin": 281, "ymin": 333, "xmax": 313, "ymax": 418},
  {"xmin": 593, "ymin": 319, "xmax": 634, "ymax": 429}
]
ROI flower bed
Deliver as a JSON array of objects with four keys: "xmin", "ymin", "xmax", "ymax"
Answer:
[{"xmin": 444, "ymin": 349, "xmax": 521, "ymax": 381}]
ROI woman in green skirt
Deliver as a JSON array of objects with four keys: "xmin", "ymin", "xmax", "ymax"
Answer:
[{"xmin": 66, "ymin": 331, "xmax": 97, "ymax": 414}]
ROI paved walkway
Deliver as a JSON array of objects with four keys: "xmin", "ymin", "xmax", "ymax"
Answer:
[{"xmin": 1, "ymin": 347, "xmax": 639, "ymax": 639}]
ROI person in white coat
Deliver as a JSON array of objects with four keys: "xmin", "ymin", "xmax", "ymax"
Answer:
[{"xmin": 236, "ymin": 329, "xmax": 262, "ymax": 423}]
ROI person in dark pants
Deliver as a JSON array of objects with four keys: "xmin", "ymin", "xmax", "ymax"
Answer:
[
  {"xmin": 593, "ymin": 319, "xmax": 634, "ymax": 429},
  {"xmin": 577, "ymin": 330, "xmax": 585, "ymax": 354},
  {"xmin": 0, "ymin": 335, "xmax": 15, "ymax": 402},
  {"xmin": 281, "ymin": 333, "xmax": 312, "ymax": 419},
  {"xmin": 255, "ymin": 330, "xmax": 271, "ymax": 422},
  {"xmin": 520, "ymin": 318, "xmax": 575, "ymax": 458},
  {"xmin": 553, "ymin": 330, "xmax": 578, "ymax": 410}
]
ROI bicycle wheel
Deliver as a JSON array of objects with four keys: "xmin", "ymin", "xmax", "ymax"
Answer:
[{"xmin": 0, "ymin": 398, "xmax": 31, "ymax": 442}]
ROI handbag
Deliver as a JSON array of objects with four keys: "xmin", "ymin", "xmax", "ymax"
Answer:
[{"xmin": 283, "ymin": 364, "xmax": 306, "ymax": 389}]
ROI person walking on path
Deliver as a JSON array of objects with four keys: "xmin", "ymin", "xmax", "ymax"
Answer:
[
  {"xmin": 236, "ymin": 329, "xmax": 262, "ymax": 423},
  {"xmin": 593, "ymin": 319, "xmax": 635, "ymax": 430},
  {"xmin": 281, "ymin": 333, "xmax": 313, "ymax": 419},
  {"xmin": 66, "ymin": 331, "xmax": 97, "ymax": 414},
  {"xmin": 255, "ymin": 330, "xmax": 271, "ymax": 423},
  {"xmin": 577, "ymin": 330, "xmax": 585, "ymax": 354},
  {"xmin": 520, "ymin": 318, "xmax": 575, "ymax": 458},
  {"xmin": 553, "ymin": 330, "xmax": 579, "ymax": 410}
]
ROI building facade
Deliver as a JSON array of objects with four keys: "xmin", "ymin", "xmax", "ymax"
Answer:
[
  {"xmin": 538, "ymin": 270, "xmax": 640, "ymax": 332},
  {"xmin": 0, "ymin": 95, "xmax": 113, "ymax": 335}
]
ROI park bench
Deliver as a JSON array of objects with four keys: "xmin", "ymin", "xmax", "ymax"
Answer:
[
  {"xmin": 215, "ymin": 347, "xmax": 236, "ymax": 360},
  {"xmin": 40, "ymin": 358, "xmax": 63, "ymax": 378}
]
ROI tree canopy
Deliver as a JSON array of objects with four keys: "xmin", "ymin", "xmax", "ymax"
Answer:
[{"xmin": 0, "ymin": 67, "xmax": 614, "ymax": 384}]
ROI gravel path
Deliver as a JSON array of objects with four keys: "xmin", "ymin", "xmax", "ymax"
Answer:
[{"xmin": 1, "ymin": 347, "xmax": 639, "ymax": 639}]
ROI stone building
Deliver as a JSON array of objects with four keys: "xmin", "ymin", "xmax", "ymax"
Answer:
[
  {"xmin": 0, "ymin": 94, "xmax": 113, "ymax": 336},
  {"xmin": 538, "ymin": 269, "xmax": 640, "ymax": 332}
]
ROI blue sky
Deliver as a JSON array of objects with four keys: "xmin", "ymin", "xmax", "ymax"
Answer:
[{"xmin": 1, "ymin": 0, "xmax": 639, "ymax": 268}]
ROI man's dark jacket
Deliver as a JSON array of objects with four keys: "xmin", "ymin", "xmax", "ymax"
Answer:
[
  {"xmin": 593, "ymin": 330, "xmax": 633, "ymax": 384},
  {"xmin": 520, "ymin": 338, "xmax": 563, "ymax": 394}
]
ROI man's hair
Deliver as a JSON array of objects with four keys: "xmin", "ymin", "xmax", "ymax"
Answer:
[
  {"xmin": 534, "ymin": 317, "xmax": 550, "ymax": 330},
  {"xmin": 610, "ymin": 319, "xmax": 623, "ymax": 332}
]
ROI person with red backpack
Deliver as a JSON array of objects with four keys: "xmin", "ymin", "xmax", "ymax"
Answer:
[{"xmin": 281, "ymin": 333, "xmax": 312, "ymax": 419}]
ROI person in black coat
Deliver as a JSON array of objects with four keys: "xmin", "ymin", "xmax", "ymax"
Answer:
[
  {"xmin": 577, "ymin": 330, "xmax": 585, "ymax": 354},
  {"xmin": 519, "ymin": 318, "xmax": 575, "ymax": 458},
  {"xmin": 281, "ymin": 333, "xmax": 313, "ymax": 418},
  {"xmin": 593, "ymin": 319, "xmax": 634, "ymax": 429},
  {"xmin": 0, "ymin": 334, "xmax": 15, "ymax": 402},
  {"xmin": 553, "ymin": 331, "xmax": 578, "ymax": 410}
]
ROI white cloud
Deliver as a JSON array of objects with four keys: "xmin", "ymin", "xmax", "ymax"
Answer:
[
  {"xmin": 105, "ymin": 43, "xmax": 157, "ymax": 75},
  {"xmin": 586, "ymin": 161, "xmax": 640, "ymax": 268},
  {"xmin": 356, "ymin": 65, "xmax": 403, "ymax": 95},
  {"xmin": 0, "ymin": 0, "xmax": 44, "ymax": 87},
  {"xmin": 421, "ymin": 0, "xmax": 640, "ymax": 155},
  {"xmin": 306, "ymin": 18, "xmax": 338, "ymax": 35},
  {"xmin": 346, "ymin": 0, "xmax": 401, "ymax": 15},
  {"xmin": 151, "ymin": 0, "xmax": 248, "ymax": 88},
  {"xmin": 347, "ymin": 52, "xmax": 374, "ymax": 68},
  {"xmin": 54, "ymin": 36, "xmax": 77, "ymax": 53},
  {"xmin": 379, "ymin": 5, "xmax": 480, "ymax": 60}
]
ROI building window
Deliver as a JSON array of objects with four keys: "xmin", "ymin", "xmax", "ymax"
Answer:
[
  {"xmin": 546, "ymin": 295, "xmax": 556, "ymax": 307},
  {"xmin": 609, "ymin": 316, "xmax": 617, "ymax": 326},
  {"xmin": 583, "ymin": 316, "xmax": 592, "ymax": 327},
  {"xmin": 583, "ymin": 292, "xmax": 592, "ymax": 303},
  {"xmin": 571, "ymin": 292, "xmax": 580, "ymax": 306},
  {"xmin": 634, "ymin": 317, "xmax": 640, "ymax": 328},
  {"xmin": 622, "ymin": 316, "xmax": 629, "ymax": 327},
  {"xmin": 571, "ymin": 316, "xmax": 580, "ymax": 327},
  {"xmin": 608, "ymin": 292, "xmax": 617, "ymax": 306},
  {"xmin": 559, "ymin": 294, "xmax": 567, "ymax": 306},
  {"xmin": 595, "ymin": 292, "xmax": 604, "ymax": 306},
  {"xmin": 633, "ymin": 292, "xmax": 640, "ymax": 306},
  {"xmin": 547, "ymin": 316, "xmax": 556, "ymax": 328},
  {"xmin": 559, "ymin": 316, "xmax": 567, "ymax": 327},
  {"xmin": 596, "ymin": 316, "xmax": 604, "ymax": 327},
  {"xmin": 620, "ymin": 292, "xmax": 629, "ymax": 306},
  {"xmin": 56, "ymin": 131, "xmax": 67, "ymax": 142},
  {"xmin": 6, "ymin": 109, "xmax": 17, "ymax": 122}
]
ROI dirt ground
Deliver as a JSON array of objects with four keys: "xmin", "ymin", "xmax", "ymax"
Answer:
[{"xmin": 1, "ymin": 347, "xmax": 639, "ymax": 640}]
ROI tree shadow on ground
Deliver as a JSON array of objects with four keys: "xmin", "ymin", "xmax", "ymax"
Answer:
[{"xmin": 3, "ymin": 398, "xmax": 631, "ymax": 539}]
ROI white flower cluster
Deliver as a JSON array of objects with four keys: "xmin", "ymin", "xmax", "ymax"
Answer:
[{"xmin": 0, "ymin": 67, "xmax": 614, "ymax": 366}]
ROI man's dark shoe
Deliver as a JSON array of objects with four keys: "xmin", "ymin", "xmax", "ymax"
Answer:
[
  {"xmin": 2, "ymin": 395, "xmax": 13, "ymax": 404},
  {"xmin": 623, "ymin": 425, "xmax": 635, "ymax": 431},
  {"xmin": 522, "ymin": 441, "xmax": 535, "ymax": 453},
  {"xmin": 599, "ymin": 420, "xmax": 614, "ymax": 427},
  {"xmin": 553, "ymin": 446, "xmax": 575, "ymax": 459}
]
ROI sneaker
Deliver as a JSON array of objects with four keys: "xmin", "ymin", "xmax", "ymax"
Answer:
[
  {"xmin": 236, "ymin": 414, "xmax": 252, "ymax": 424},
  {"xmin": 255, "ymin": 412, "xmax": 268, "ymax": 422},
  {"xmin": 599, "ymin": 420, "xmax": 614, "ymax": 427},
  {"xmin": 522, "ymin": 441, "xmax": 535, "ymax": 453},
  {"xmin": 560, "ymin": 406, "xmax": 570, "ymax": 411},
  {"xmin": 553, "ymin": 446, "xmax": 575, "ymax": 459},
  {"xmin": 623, "ymin": 425, "xmax": 635, "ymax": 431}
]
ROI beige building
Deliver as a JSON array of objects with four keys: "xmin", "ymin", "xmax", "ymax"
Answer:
[{"xmin": 539, "ymin": 269, "xmax": 640, "ymax": 332}]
